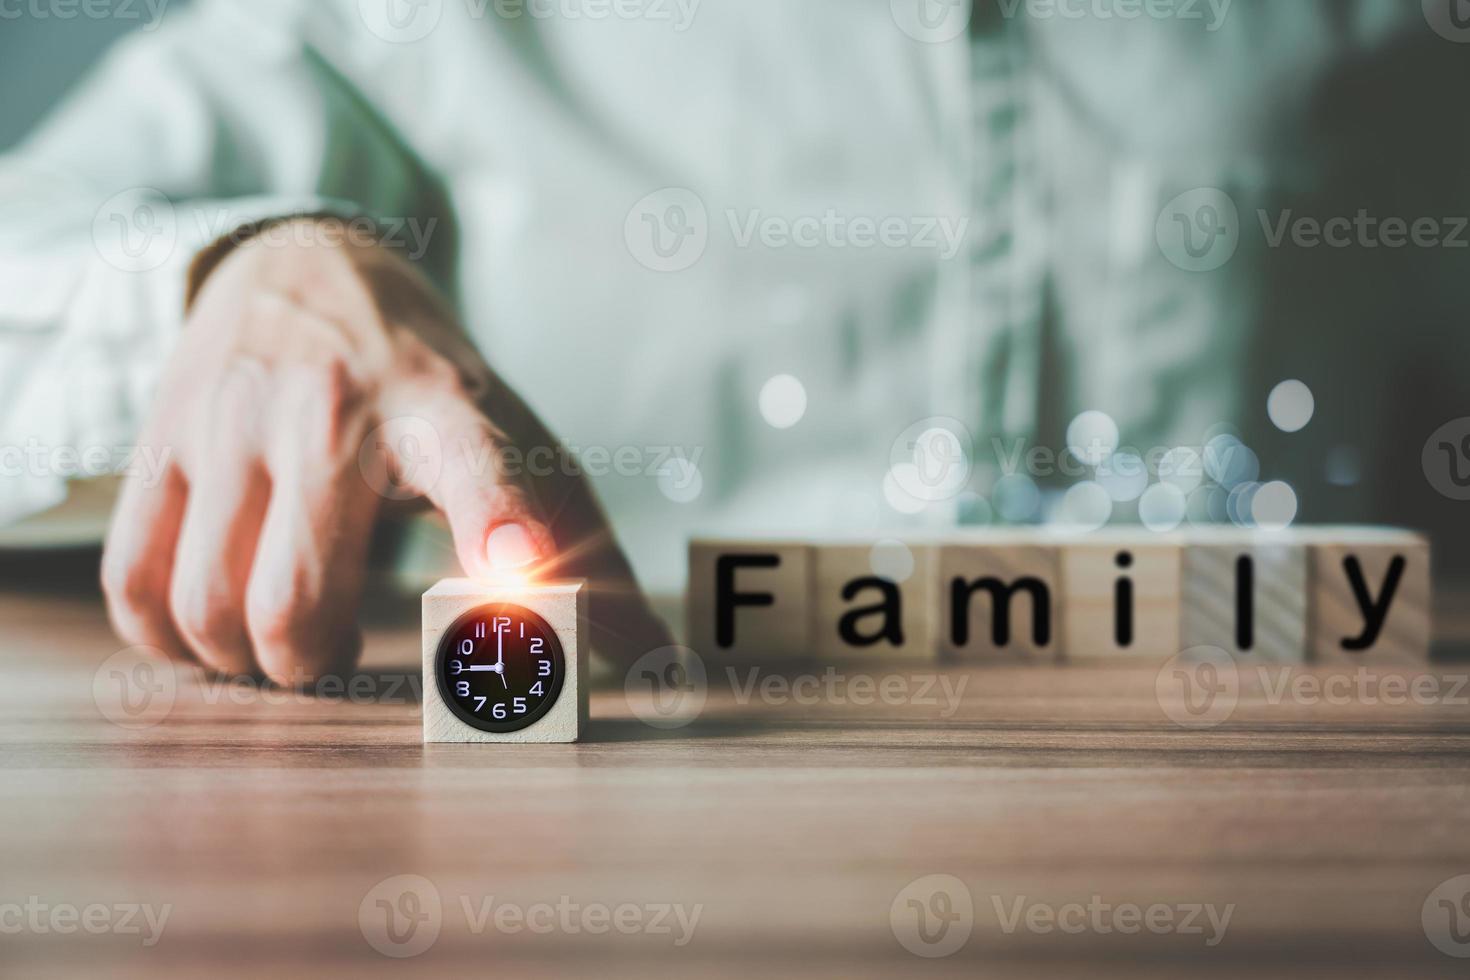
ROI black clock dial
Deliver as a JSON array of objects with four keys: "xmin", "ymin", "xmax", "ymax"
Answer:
[{"xmin": 435, "ymin": 603, "xmax": 565, "ymax": 733}]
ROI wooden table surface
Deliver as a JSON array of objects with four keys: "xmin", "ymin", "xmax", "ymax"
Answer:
[{"xmin": 4, "ymin": 553, "xmax": 1470, "ymax": 978}]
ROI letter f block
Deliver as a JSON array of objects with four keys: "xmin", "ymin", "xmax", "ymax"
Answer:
[{"xmin": 687, "ymin": 540, "xmax": 812, "ymax": 665}]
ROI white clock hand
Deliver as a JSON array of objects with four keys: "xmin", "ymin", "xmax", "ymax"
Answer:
[{"xmin": 495, "ymin": 627, "xmax": 508, "ymax": 689}]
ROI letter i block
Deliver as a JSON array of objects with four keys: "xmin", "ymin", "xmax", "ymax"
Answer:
[
  {"xmin": 1304, "ymin": 528, "xmax": 1432, "ymax": 663},
  {"xmin": 1181, "ymin": 531, "xmax": 1308, "ymax": 663},
  {"xmin": 1061, "ymin": 533, "xmax": 1183, "ymax": 661},
  {"xmin": 939, "ymin": 533, "xmax": 1060, "ymax": 662},
  {"xmin": 687, "ymin": 540, "xmax": 812, "ymax": 663},
  {"xmin": 812, "ymin": 542, "xmax": 938, "ymax": 663}
]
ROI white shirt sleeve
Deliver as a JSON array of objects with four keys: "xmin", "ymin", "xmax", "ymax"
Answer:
[{"xmin": 0, "ymin": 0, "xmax": 446, "ymax": 526}]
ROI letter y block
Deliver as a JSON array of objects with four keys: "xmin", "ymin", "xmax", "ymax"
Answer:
[{"xmin": 1304, "ymin": 527, "xmax": 1431, "ymax": 663}]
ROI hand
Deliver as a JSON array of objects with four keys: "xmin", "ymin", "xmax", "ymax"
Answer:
[{"xmin": 101, "ymin": 218, "xmax": 669, "ymax": 684}]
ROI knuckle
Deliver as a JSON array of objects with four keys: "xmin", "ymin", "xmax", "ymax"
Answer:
[
  {"xmin": 245, "ymin": 572, "xmax": 360, "ymax": 684},
  {"xmin": 245, "ymin": 585, "xmax": 338, "ymax": 682},
  {"xmin": 170, "ymin": 585, "xmax": 247, "ymax": 664},
  {"xmin": 291, "ymin": 359, "xmax": 371, "ymax": 456},
  {"xmin": 244, "ymin": 589, "xmax": 309, "ymax": 657},
  {"xmin": 312, "ymin": 356, "xmax": 364, "ymax": 410},
  {"xmin": 484, "ymin": 481, "xmax": 535, "ymax": 520},
  {"xmin": 99, "ymin": 550, "xmax": 154, "ymax": 617},
  {"xmin": 395, "ymin": 336, "xmax": 463, "ymax": 390}
]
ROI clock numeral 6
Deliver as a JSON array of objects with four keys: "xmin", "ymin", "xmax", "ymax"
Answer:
[{"xmin": 492, "ymin": 703, "xmax": 508, "ymax": 720}]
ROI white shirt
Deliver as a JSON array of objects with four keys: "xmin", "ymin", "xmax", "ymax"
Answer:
[{"xmin": 0, "ymin": 0, "xmax": 1457, "ymax": 589}]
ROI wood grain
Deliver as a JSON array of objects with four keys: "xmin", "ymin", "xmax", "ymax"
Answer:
[
  {"xmin": 3, "ymin": 554, "xmax": 1470, "ymax": 978},
  {"xmin": 1181, "ymin": 539, "xmax": 1308, "ymax": 662}
]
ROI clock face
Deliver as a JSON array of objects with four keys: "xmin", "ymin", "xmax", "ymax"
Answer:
[{"xmin": 434, "ymin": 603, "xmax": 566, "ymax": 733}]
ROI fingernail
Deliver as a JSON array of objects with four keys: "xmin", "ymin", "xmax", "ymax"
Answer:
[{"xmin": 485, "ymin": 523, "xmax": 539, "ymax": 570}]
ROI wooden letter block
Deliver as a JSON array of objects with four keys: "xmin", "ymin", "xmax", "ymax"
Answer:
[
  {"xmin": 1182, "ymin": 531, "xmax": 1308, "ymax": 663},
  {"xmin": 422, "ymin": 580, "xmax": 587, "ymax": 744},
  {"xmin": 812, "ymin": 542, "xmax": 937, "ymax": 663},
  {"xmin": 1305, "ymin": 528, "xmax": 1431, "ymax": 663},
  {"xmin": 1061, "ymin": 533, "xmax": 1182, "ymax": 661},
  {"xmin": 687, "ymin": 540, "xmax": 811, "ymax": 663},
  {"xmin": 939, "ymin": 532, "xmax": 1060, "ymax": 662}
]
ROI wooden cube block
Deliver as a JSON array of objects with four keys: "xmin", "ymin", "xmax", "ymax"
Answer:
[
  {"xmin": 812, "ymin": 541, "xmax": 937, "ymax": 663},
  {"xmin": 422, "ymin": 580, "xmax": 587, "ymax": 743},
  {"xmin": 1304, "ymin": 527, "xmax": 1432, "ymax": 663},
  {"xmin": 1181, "ymin": 530, "xmax": 1308, "ymax": 663},
  {"xmin": 687, "ymin": 540, "xmax": 811, "ymax": 662},
  {"xmin": 938, "ymin": 531, "xmax": 1060, "ymax": 662},
  {"xmin": 1061, "ymin": 533, "xmax": 1182, "ymax": 661}
]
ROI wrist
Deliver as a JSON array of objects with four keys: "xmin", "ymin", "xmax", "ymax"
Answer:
[{"xmin": 185, "ymin": 213, "xmax": 382, "ymax": 314}]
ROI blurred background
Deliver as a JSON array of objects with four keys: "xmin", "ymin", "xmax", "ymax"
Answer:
[
  {"xmin": 1, "ymin": 0, "xmax": 1469, "ymax": 598},
  {"xmin": 0, "ymin": 7, "xmax": 148, "ymax": 148}
]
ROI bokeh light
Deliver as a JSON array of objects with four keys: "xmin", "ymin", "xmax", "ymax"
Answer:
[
  {"xmin": 1096, "ymin": 451, "xmax": 1149, "ymax": 502},
  {"xmin": 1187, "ymin": 485, "xmax": 1229, "ymax": 525},
  {"xmin": 1139, "ymin": 482, "xmax": 1188, "ymax": 532},
  {"xmin": 1158, "ymin": 446, "xmax": 1204, "ymax": 493},
  {"xmin": 1252, "ymin": 480, "xmax": 1299, "ymax": 530},
  {"xmin": 882, "ymin": 465, "xmax": 928, "ymax": 514},
  {"xmin": 1226, "ymin": 482, "xmax": 1261, "ymax": 527},
  {"xmin": 956, "ymin": 490, "xmax": 994, "ymax": 526},
  {"xmin": 1267, "ymin": 380, "xmax": 1315, "ymax": 433},
  {"xmin": 1052, "ymin": 481, "xmax": 1113, "ymax": 532},
  {"xmin": 1066, "ymin": 411, "xmax": 1119, "ymax": 467},
  {"xmin": 1204, "ymin": 434, "xmax": 1260, "ymax": 489},
  {"xmin": 892, "ymin": 422, "xmax": 971, "ymax": 502},
  {"xmin": 759, "ymin": 374, "xmax": 807, "ymax": 429}
]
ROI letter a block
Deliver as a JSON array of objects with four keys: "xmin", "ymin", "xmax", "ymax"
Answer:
[
  {"xmin": 1305, "ymin": 528, "xmax": 1431, "ymax": 663},
  {"xmin": 687, "ymin": 540, "xmax": 811, "ymax": 663},
  {"xmin": 1061, "ymin": 534, "xmax": 1182, "ymax": 661},
  {"xmin": 812, "ymin": 542, "xmax": 938, "ymax": 663},
  {"xmin": 939, "ymin": 533, "xmax": 1060, "ymax": 662},
  {"xmin": 1181, "ymin": 531, "xmax": 1308, "ymax": 663}
]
